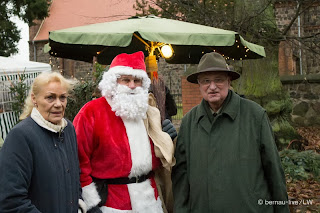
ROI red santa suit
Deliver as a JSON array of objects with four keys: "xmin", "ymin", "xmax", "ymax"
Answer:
[{"xmin": 73, "ymin": 51, "xmax": 165, "ymax": 213}]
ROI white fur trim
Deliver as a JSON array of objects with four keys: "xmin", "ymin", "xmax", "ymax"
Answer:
[
  {"xmin": 100, "ymin": 206, "xmax": 132, "ymax": 213},
  {"xmin": 82, "ymin": 182, "xmax": 101, "ymax": 210},
  {"xmin": 79, "ymin": 199, "xmax": 87, "ymax": 213},
  {"xmin": 108, "ymin": 66, "xmax": 150, "ymax": 89},
  {"xmin": 127, "ymin": 180, "xmax": 163, "ymax": 213},
  {"xmin": 122, "ymin": 118, "xmax": 152, "ymax": 178},
  {"xmin": 98, "ymin": 66, "xmax": 150, "ymax": 100}
]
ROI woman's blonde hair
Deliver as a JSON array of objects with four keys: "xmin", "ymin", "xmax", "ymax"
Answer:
[{"xmin": 20, "ymin": 71, "xmax": 77, "ymax": 120}]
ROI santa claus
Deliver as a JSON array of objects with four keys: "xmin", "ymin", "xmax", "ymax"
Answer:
[{"xmin": 73, "ymin": 51, "xmax": 176, "ymax": 213}]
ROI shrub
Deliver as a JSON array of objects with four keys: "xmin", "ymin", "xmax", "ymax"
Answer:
[
  {"xmin": 280, "ymin": 149, "xmax": 320, "ymax": 181},
  {"xmin": 9, "ymin": 72, "xmax": 30, "ymax": 115},
  {"xmin": 65, "ymin": 63, "xmax": 105, "ymax": 121}
]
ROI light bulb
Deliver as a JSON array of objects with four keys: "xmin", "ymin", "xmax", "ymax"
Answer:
[{"xmin": 161, "ymin": 45, "xmax": 173, "ymax": 58}]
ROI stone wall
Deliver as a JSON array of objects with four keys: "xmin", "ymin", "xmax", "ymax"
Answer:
[
  {"xmin": 275, "ymin": 1, "xmax": 320, "ymax": 127},
  {"xmin": 151, "ymin": 58, "xmax": 185, "ymax": 95},
  {"xmin": 281, "ymin": 75, "xmax": 320, "ymax": 126}
]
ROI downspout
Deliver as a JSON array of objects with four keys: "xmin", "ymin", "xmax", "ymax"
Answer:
[
  {"xmin": 297, "ymin": 1, "xmax": 303, "ymax": 75},
  {"xmin": 32, "ymin": 40, "xmax": 37, "ymax": 61}
]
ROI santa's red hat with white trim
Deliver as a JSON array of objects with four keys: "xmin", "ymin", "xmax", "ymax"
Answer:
[
  {"xmin": 110, "ymin": 51, "xmax": 146, "ymax": 70},
  {"xmin": 98, "ymin": 51, "xmax": 151, "ymax": 97}
]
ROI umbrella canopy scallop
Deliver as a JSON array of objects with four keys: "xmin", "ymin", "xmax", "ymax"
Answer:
[{"xmin": 46, "ymin": 15, "xmax": 265, "ymax": 64}]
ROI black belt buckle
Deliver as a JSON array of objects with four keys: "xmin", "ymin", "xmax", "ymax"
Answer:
[{"xmin": 135, "ymin": 176, "xmax": 140, "ymax": 183}]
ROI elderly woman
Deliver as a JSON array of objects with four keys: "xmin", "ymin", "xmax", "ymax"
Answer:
[{"xmin": 0, "ymin": 72, "xmax": 86, "ymax": 213}]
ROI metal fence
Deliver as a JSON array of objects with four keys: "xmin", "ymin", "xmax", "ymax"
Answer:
[
  {"xmin": 171, "ymin": 93, "xmax": 182, "ymax": 121},
  {"xmin": 0, "ymin": 111, "xmax": 19, "ymax": 140},
  {"xmin": 0, "ymin": 72, "xmax": 41, "ymax": 140},
  {"xmin": 0, "ymin": 72, "xmax": 40, "ymax": 112}
]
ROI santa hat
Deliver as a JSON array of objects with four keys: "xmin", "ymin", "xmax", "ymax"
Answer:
[
  {"xmin": 99, "ymin": 51, "xmax": 151, "ymax": 97},
  {"xmin": 108, "ymin": 51, "xmax": 150, "ymax": 87}
]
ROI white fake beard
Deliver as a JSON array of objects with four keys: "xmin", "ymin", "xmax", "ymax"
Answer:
[{"xmin": 110, "ymin": 84, "xmax": 149, "ymax": 120}]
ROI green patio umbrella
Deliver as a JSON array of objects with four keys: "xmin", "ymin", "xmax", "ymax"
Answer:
[
  {"xmin": 46, "ymin": 15, "xmax": 266, "ymax": 121},
  {"xmin": 46, "ymin": 15, "xmax": 265, "ymax": 65}
]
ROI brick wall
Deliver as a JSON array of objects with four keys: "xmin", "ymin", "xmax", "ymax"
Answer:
[
  {"xmin": 181, "ymin": 76, "xmax": 202, "ymax": 115},
  {"xmin": 29, "ymin": 20, "xmax": 42, "ymax": 41},
  {"xmin": 274, "ymin": 1, "xmax": 320, "ymax": 76},
  {"xmin": 29, "ymin": 41, "xmax": 94, "ymax": 80},
  {"xmin": 278, "ymin": 41, "xmax": 296, "ymax": 76},
  {"xmin": 29, "ymin": 41, "xmax": 51, "ymax": 63}
]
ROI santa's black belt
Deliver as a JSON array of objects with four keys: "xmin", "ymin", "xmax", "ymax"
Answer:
[{"xmin": 92, "ymin": 171, "xmax": 154, "ymax": 185}]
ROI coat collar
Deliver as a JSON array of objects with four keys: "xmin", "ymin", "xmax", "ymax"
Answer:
[
  {"xmin": 31, "ymin": 107, "xmax": 67, "ymax": 133},
  {"xmin": 195, "ymin": 90, "xmax": 240, "ymax": 132},
  {"xmin": 221, "ymin": 90, "xmax": 240, "ymax": 121}
]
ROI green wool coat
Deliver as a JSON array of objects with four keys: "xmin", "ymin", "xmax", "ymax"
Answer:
[{"xmin": 172, "ymin": 90, "xmax": 289, "ymax": 213}]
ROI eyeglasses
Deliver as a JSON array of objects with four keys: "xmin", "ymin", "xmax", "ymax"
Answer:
[
  {"xmin": 117, "ymin": 76, "xmax": 143, "ymax": 86},
  {"xmin": 197, "ymin": 77, "xmax": 227, "ymax": 86}
]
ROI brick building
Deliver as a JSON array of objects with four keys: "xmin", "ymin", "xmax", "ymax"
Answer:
[
  {"xmin": 275, "ymin": 0, "xmax": 320, "ymax": 126},
  {"xmin": 29, "ymin": 0, "xmax": 138, "ymax": 80},
  {"xmin": 29, "ymin": 1, "xmax": 320, "ymax": 123},
  {"xmin": 180, "ymin": 1, "xmax": 320, "ymax": 121},
  {"xmin": 275, "ymin": 0, "xmax": 320, "ymax": 76}
]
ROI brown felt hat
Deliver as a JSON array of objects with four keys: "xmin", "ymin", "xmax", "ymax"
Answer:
[{"xmin": 187, "ymin": 52, "xmax": 241, "ymax": 84}]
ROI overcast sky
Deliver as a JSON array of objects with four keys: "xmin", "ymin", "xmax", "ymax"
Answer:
[{"xmin": 10, "ymin": 16, "xmax": 29, "ymax": 61}]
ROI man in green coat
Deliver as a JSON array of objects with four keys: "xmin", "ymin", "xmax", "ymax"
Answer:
[{"xmin": 172, "ymin": 52, "xmax": 289, "ymax": 213}]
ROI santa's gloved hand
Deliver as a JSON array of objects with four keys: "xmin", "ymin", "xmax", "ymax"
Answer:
[
  {"xmin": 162, "ymin": 119, "xmax": 177, "ymax": 140},
  {"xmin": 78, "ymin": 199, "xmax": 87, "ymax": 213}
]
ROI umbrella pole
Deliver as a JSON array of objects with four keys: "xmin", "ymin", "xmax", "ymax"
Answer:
[
  {"xmin": 145, "ymin": 56, "xmax": 166, "ymax": 122},
  {"xmin": 145, "ymin": 55, "xmax": 158, "ymax": 81}
]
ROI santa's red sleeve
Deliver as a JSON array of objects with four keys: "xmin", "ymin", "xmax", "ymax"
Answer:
[
  {"xmin": 74, "ymin": 107, "xmax": 95, "ymax": 187},
  {"xmin": 73, "ymin": 105, "xmax": 101, "ymax": 209}
]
